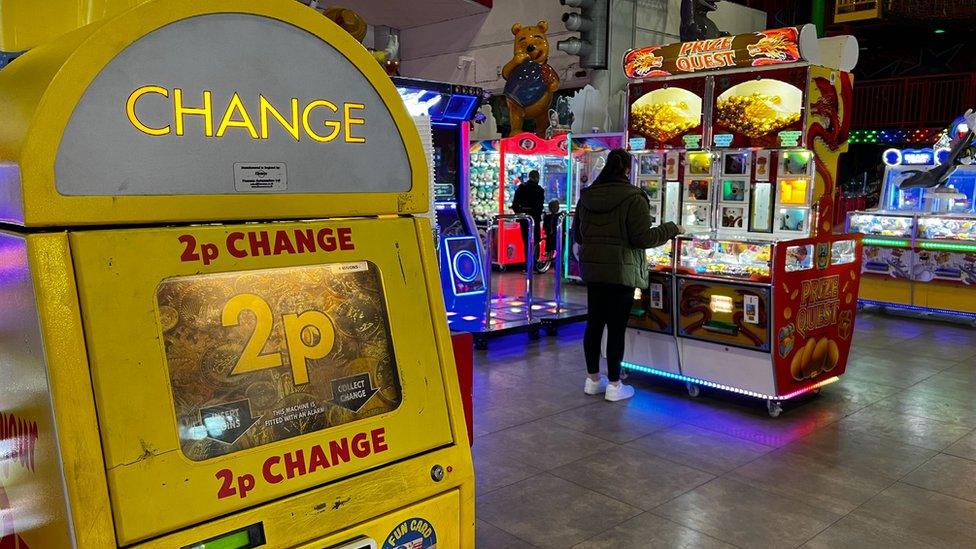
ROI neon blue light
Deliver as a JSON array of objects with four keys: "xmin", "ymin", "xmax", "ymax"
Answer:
[
  {"xmin": 858, "ymin": 299, "xmax": 976, "ymax": 319},
  {"xmin": 444, "ymin": 236, "xmax": 487, "ymax": 297},
  {"xmin": 621, "ymin": 361, "xmax": 837, "ymax": 400}
]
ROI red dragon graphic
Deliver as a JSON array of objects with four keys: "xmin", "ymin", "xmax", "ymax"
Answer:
[{"xmin": 808, "ymin": 73, "xmax": 853, "ymax": 232}]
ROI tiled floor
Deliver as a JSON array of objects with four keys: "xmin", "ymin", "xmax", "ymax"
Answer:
[{"xmin": 471, "ymin": 301, "xmax": 976, "ymax": 548}]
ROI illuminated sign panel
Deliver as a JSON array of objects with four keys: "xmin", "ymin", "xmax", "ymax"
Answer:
[
  {"xmin": 834, "ymin": 0, "xmax": 882, "ymax": 23},
  {"xmin": 55, "ymin": 14, "xmax": 411, "ymax": 196}
]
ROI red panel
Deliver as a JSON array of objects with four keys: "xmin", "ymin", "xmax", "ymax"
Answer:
[{"xmin": 451, "ymin": 332, "xmax": 474, "ymax": 446}]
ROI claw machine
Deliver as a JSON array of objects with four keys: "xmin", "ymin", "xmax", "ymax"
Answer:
[
  {"xmin": 474, "ymin": 133, "xmax": 569, "ymax": 268},
  {"xmin": 394, "ymin": 77, "xmax": 488, "ymax": 332},
  {"xmin": 847, "ymin": 143, "xmax": 976, "ymax": 317},
  {"xmin": 0, "ymin": 1, "xmax": 474, "ymax": 546},
  {"xmin": 621, "ymin": 25, "xmax": 864, "ymax": 416}
]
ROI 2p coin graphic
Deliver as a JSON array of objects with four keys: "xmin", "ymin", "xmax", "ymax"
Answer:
[{"xmin": 382, "ymin": 517, "xmax": 437, "ymax": 549}]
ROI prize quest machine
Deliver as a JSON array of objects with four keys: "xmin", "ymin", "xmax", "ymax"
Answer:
[
  {"xmin": 621, "ymin": 25, "xmax": 864, "ymax": 416},
  {"xmin": 0, "ymin": 1, "xmax": 475, "ymax": 547},
  {"xmin": 846, "ymin": 118, "xmax": 976, "ymax": 321},
  {"xmin": 393, "ymin": 77, "xmax": 489, "ymax": 333}
]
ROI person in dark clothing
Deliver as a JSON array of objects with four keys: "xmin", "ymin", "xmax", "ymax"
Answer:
[
  {"xmin": 542, "ymin": 199, "xmax": 561, "ymax": 259},
  {"xmin": 511, "ymin": 169, "xmax": 546, "ymax": 266},
  {"xmin": 572, "ymin": 149, "xmax": 683, "ymax": 401}
]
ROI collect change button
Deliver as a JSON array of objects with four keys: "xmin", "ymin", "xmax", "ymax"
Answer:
[
  {"xmin": 331, "ymin": 373, "xmax": 379, "ymax": 413},
  {"xmin": 234, "ymin": 162, "xmax": 287, "ymax": 192}
]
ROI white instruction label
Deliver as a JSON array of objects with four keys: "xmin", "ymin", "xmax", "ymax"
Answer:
[
  {"xmin": 234, "ymin": 162, "xmax": 287, "ymax": 192},
  {"xmin": 650, "ymin": 283, "xmax": 664, "ymax": 310},
  {"xmin": 744, "ymin": 294, "xmax": 760, "ymax": 324}
]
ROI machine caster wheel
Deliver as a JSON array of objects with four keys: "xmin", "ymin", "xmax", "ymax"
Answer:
[
  {"xmin": 474, "ymin": 337, "xmax": 488, "ymax": 351},
  {"xmin": 812, "ymin": 388, "xmax": 822, "ymax": 395},
  {"xmin": 686, "ymin": 382, "xmax": 701, "ymax": 398},
  {"xmin": 767, "ymin": 400, "xmax": 783, "ymax": 418},
  {"xmin": 620, "ymin": 368, "xmax": 629, "ymax": 380},
  {"xmin": 496, "ymin": 264, "xmax": 507, "ymax": 272},
  {"xmin": 528, "ymin": 327, "xmax": 541, "ymax": 340},
  {"xmin": 544, "ymin": 325, "xmax": 558, "ymax": 337}
]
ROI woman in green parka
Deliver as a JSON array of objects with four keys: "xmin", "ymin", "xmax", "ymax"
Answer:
[{"xmin": 572, "ymin": 148, "xmax": 683, "ymax": 401}]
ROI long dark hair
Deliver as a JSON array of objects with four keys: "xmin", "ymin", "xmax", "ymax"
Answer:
[{"xmin": 593, "ymin": 148, "xmax": 632, "ymax": 185}]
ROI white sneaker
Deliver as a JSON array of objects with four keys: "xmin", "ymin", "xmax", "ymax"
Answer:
[
  {"xmin": 584, "ymin": 375, "xmax": 609, "ymax": 395},
  {"xmin": 605, "ymin": 382, "xmax": 635, "ymax": 402}
]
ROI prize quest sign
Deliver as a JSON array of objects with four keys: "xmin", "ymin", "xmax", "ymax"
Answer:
[{"xmin": 55, "ymin": 13, "xmax": 412, "ymax": 196}]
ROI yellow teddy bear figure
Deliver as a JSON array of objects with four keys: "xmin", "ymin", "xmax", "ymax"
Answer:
[{"xmin": 502, "ymin": 20, "xmax": 560, "ymax": 137}]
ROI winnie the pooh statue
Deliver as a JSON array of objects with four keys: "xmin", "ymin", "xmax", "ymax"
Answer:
[{"xmin": 502, "ymin": 20, "xmax": 560, "ymax": 137}]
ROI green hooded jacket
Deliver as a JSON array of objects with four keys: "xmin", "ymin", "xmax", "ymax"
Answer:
[{"xmin": 572, "ymin": 179, "xmax": 679, "ymax": 288}]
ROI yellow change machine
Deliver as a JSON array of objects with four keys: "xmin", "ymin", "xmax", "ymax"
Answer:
[{"xmin": 0, "ymin": 1, "xmax": 474, "ymax": 547}]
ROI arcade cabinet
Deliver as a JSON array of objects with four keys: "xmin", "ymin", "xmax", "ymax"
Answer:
[{"xmin": 0, "ymin": 1, "xmax": 474, "ymax": 546}]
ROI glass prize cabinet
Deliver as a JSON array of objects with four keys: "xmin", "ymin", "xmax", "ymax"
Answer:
[{"xmin": 846, "ymin": 148, "xmax": 976, "ymax": 315}]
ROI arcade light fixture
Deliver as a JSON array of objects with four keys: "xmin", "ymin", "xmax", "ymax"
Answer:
[
  {"xmin": 848, "ymin": 128, "xmax": 938, "ymax": 145},
  {"xmin": 621, "ymin": 361, "xmax": 840, "ymax": 401}
]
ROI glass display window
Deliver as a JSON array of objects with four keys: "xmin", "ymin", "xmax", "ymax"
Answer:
[
  {"xmin": 846, "ymin": 213, "xmax": 914, "ymax": 238},
  {"xmin": 779, "ymin": 149, "xmax": 813, "ymax": 176},
  {"xmin": 722, "ymin": 151, "xmax": 750, "ymax": 176},
  {"xmin": 638, "ymin": 153, "xmax": 664, "ymax": 176},
  {"xmin": 777, "ymin": 179, "xmax": 809, "ymax": 205},
  {"xmin": 684, "ymin": 179, "xmax": 711, "ymax": 202},
  {"xmin": 640, "ymin": 178, "xmax": 662, "ymax": 200},
  {"xmin": 785, "ymin": 244, "xmax": 814, "ymax": 271},
  {"xmin": 683, "ymin": 203, "xmax": 712, "ymax": 229},
  {"xmin": 686, "ymin": 151, "xmax": 713, "ymax": 175},
  {"xmin": 721, "ymin": 179, "xmax": 748, "ymax": 202},
  {"xmin": 677, "ymin": 237, "xmax": 772, "ymax": 280},
  {"xmin": 777, "ymin": 207, "xmax": 809, "ymax": 233},
  {"xmin": 469, "ymin": 148, "xmax": 500, "ymax": 224},
  {"xmin": 831, "ymin": 240, "xmax": 857, "ymax": 265},
  {"xmin": 646, "ymin": 240, "xmax": 673, "ymax": 270},
  {"xmin": 720, "ymin": 205, "xmax": 747, "ymax": 229},
  {"xmin": 917, "ymin": 216, "xmax": 976, "ymax": 241}
]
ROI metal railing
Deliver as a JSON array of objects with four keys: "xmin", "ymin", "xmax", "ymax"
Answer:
[
  {"xmin": 853, "ymin": 72, "xmax": 976, "ymax": 129},
  {"xmin": 483, "ymin": 213, "xmax": 535, "ymax": 328}
]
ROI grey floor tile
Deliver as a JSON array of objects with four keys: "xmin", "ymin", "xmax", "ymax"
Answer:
[
  {"xmin": 477, "ymin": 418, "xmax": 616, "ymax": 471},
  {"xmin": 944, "ymin": 429, "xmax": 976, "ymax": 461},
  {"xmin": 654, "ymin": 477, "xmax": 842, "ymax": 549},
  {"xmin": 477, "ymin": 520, "xmax": 537, "ymax": 549},
  {"xmin": 472, "ymin": 440, "xmax": 543, "ymax": 495},
  {"xmin": 729, "ymin": 449, "xmax": 893, "ymax": 515},
  {"xmin": 573, "ymin": 512, "xmax": 736, "ymax": 549},
  {"xmin": 902, "ymin": 453, "xmax": 976, "ymax": 503},
  {"xmin": 550, "ymin": 446, "xmax": 714, "ymax": 510},
  {"xmin": 801, "ymin": 514, "xmax": 944, "ymax": 549},
  {"xmin": 549, "ymin": 400, "xmax": 680, "ymax": 444},
  {"xmin": 870, "ymin": 388, "xmax": 976, "ymax": 426},
  {"xmin": 779, "ymin": 425, "xmax": 937, "ymax": 480},
  {"xmin": 843, "ymin": 356, "xmax": 943, "ymax": 389},
  {"xmin": 837, "ymin": 404, "xmax": 974, "ymax": 451},
  {"xmin": 841, "ymin": 482, "xmax": 976, "ymax": 549},
  {"xmin": 625, "ymin": 423, "xmax": 773, "ymax": 475},
  {"xmin": 478, "ymin": 474, "xmax": 641, "ymax": 549}
]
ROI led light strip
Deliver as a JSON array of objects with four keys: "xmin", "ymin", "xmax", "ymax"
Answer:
[
  {"xmin": 858, "ymin": 299, "xmax": 976, "ymax": 319},
  {"xmin": 621, "ymin": 361, "xmax": 838, "ymax": 401},
  {"xmin": 861, "ymin": 237, "xmax": 911, "ymax": 248},
  {"xmin": 918, "ymin": 241, "xmax": 976, "ymax": 253}
]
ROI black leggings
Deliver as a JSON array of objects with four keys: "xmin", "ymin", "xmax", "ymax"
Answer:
[{"xmin": 584, "ymin": 282, "xmax": 635, "ymax": 382}]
